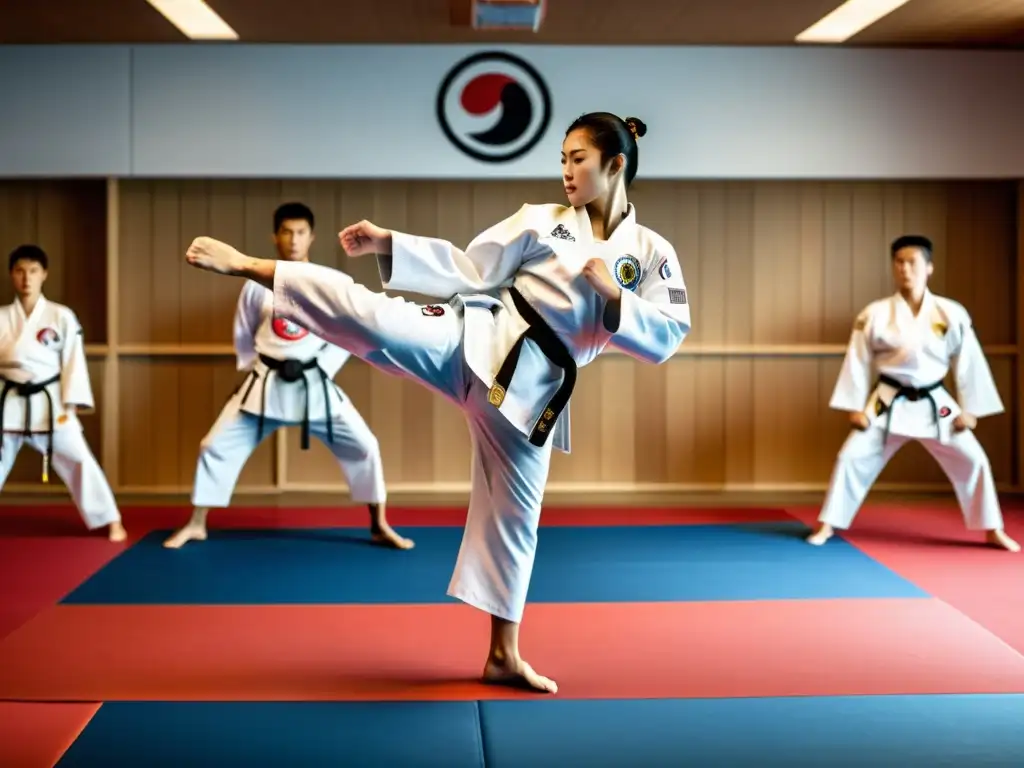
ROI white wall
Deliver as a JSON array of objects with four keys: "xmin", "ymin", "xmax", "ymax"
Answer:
[{"xmin": 1, "ymin": 45, "xmax": 1022, "ymax": 179}]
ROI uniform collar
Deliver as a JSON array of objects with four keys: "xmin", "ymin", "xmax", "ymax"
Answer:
[
  {"xmin": 572, "ymin": 202, "xmax": 637, "ymax": 245},
  {"xmin": 892, "ymin": 289, "xmax": 935, "ymax": 322},
  {"xmin": 13, "ymin": 295, "xmax": 46, "ymax": 322}
]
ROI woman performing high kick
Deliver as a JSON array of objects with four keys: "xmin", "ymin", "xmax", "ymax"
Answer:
[{"xmin": 183, "ymin": 113, "xmax": 692, "ymax": 693}]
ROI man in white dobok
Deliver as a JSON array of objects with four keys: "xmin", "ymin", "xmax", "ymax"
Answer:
[
  {"xmin": 0, "ymin": 244, "xmax": 125, "ymax": 541},
  {"xmin": 164, "ymin": 203, "xmax": 411, "ymax": 551},
  {"xmin": 809, "ymin": 235, "xmax": 1019, "ymax": 552}
]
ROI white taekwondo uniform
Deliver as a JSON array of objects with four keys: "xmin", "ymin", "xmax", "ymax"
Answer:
[
  {"xmin": 191, "ymin": 279, "xmax": 385, "ymax": 509},
  {"xmin": 819, "ymin": 289, "xmax": 1005, "ymax": 532},
  {"xmin": 268, "ymin": 202, "xmax": 691, "ymax": 622},
  {"xmin": 0, "ymin": 296, "xmax": 120, "ymax": 530}
]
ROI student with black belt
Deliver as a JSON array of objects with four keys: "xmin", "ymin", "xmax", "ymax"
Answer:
[
  {"xmin": 808, "ymin": 235, "xmax": 1019, "ymax": 552},
  {"xmin": 164, "ymin": 203, "xmax": 412, "ymax": 551},
  {"xmin": 0, "ymin": 245, "xmax": 125, "ymax": 541},
  {"xmin": 181, "ymin": 113, "xmax": 692, "ymax": 693}
]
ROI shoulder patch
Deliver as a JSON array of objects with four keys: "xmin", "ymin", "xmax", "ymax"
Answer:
[{"xmin": 853, "ymin": 315, "xmax": 867, "ymax": 332}]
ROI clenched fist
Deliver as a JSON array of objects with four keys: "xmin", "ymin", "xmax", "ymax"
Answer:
[
  {"xmin": 849, "ymin": 411, "xmax": 870, "ymax": 431},
  {"xmin": 582, "ymin": 258, "xmax": 622, "ymax": 302},
  {"xmin": 338, "ymin": 220, "xmax": 392, "ymax": 257},
  {"xmin": 953, "ymin": 413, "xmax": 977, "ymax": 432}
]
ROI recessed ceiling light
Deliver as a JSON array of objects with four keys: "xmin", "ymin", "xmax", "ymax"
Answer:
[
  {"xmin": 146, "ymin": 0, "xmax": 239, "ymax": 41},
  {"xmin": 796, "ymin": 0, "xmax": 912, "ymax": 44}
]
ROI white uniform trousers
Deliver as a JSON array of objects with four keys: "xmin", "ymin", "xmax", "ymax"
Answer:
[
  {"xmin": 819, "ymin": 422, "xmax": 1004, "ymax": 531},
  {"xmin": 0, "ymin": 427, "xmax": 121, "ymax": 530},
  {"xmin": 272, "ymin": 262, "xmax": 554, "ymax": 623},
  {"xmin": 192, "ymin": 394, "xmax": 387, "ymax": 509}
]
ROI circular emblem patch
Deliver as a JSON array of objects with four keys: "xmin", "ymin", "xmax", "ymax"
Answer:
[
  {"xmin": 36, "ymin": 327, "xmax": 60, "ymax": 347},
  {"xmin": 614, "ymin": 255, "xmax": 642, "ymax": 292},
  {"xmin": 271, "ymin": 317, "xmax": 309, "ymax": 341}
]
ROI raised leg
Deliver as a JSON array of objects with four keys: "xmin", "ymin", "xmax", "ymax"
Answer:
[{"xmin": 186, "ymin": 243, "xmax": 467, "ymax": 404}]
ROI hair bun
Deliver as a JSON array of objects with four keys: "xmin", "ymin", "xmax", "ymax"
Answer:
[{"xmin": 624, "ymin": 117, "xmax": 648, "ymax": 140}]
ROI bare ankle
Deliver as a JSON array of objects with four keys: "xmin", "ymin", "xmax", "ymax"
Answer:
[{"xmin": 489, "ymin": 616, "xmax": 520, "ymax": 662}]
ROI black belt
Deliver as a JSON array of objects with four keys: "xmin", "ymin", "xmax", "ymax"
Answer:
[
  {"xmin": 487, "ymin": 286, "xmax": 577, "ymax": 447},
  {"xmin": 877, "ymin": 373, "xmax": 943, "ymax": 443},
  {"xmin": 0, "ymin": 373, "xmax": 61, "ymax": 482},
  {"xmin": 252, "ymin": 353, "xmax": 335, "ymax": 451}
]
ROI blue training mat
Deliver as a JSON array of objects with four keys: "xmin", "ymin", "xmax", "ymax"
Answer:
[
  {"xmin": 61, "ymin": 521, "xmax": 925, "ymax": 605},
  {"xmin": 479, "ymin": 694, "xmax": 1024, "ymax": 767},
  {"xmin": 56, "ymin": 701, "xmax": 485, "ymax": 768},
  {"xmin": 56, "ymin": 695, "xmax": 1024, "ymax": 767}
]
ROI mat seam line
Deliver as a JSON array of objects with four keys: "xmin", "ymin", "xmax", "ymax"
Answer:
[{"xmin": 474, "ymin": 700, "xmax": 487, "ymax": 768}]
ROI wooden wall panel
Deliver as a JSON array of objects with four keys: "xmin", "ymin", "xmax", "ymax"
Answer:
[
  {"xmin": 105, "ymin": 178, "xmax": 1020, "ymax": 495},
  {"xmin": 116, "ymin": 357, "xmax": 275, "ymax": 491},
  {"xmin": 0, "ymin": 180, "xmax": 108, "ymax": 344}
]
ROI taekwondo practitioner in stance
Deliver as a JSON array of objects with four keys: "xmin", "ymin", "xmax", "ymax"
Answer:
[
  {"xmin": 182, "ymin": 113, "xmax": 692, "ymax": 693},
  {"xmin": 808, "ymin": 235, "xmax": 1019, "ymax": 552},
  {"xmin": 0, "ymin": 245, "xmax": 125, "ymax": 542},
  {"xmin": 164, "ymin": 203, "xmax": 412, "ymax": 551}
]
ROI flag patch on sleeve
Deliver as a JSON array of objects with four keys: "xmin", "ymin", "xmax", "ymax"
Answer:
[{"xmin": 668, "ymin": 288, "xmax": 687, "ymax": 305}]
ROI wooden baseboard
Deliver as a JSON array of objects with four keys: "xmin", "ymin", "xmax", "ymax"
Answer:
[{"xmin": 3, "ymin": 481, "xmax": 1017, "ymax": 508}]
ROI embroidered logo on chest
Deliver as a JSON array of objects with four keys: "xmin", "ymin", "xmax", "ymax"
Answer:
[
  {"xmin": 550, "ymin": 224, "xmax": 575, "ymax": 242},
  {"xmin": 422, "ymin": 304, "xmax": 446, "ymax": 317},
  {"xmin": 657, "ymin": 258, "xmax": 671, "ymax": 280},
  {"xmin": 271, "ymin": 317, "xmax": 309, "ymax": 341},
  {"xmin": 36, "ymin": 327, "xmax": 60, "ymax": 348},
  {"xmin": 614, "ymin": 255, "xmax": 642, "ymax": 291}
]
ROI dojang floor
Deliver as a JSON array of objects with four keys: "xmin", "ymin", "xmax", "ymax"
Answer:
[{"xmin": 1, "ymin": 498, "xmax": 1023, "ymax": 767}]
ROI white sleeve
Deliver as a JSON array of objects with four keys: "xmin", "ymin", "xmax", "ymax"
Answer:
[
  {"xmin": 378, "ymin": 205, "xmax": 541, "ymax": 298},
  {"xmin": 952, "ymin": 316, "xmax": 1004, "ymax": 418},
  {"xmin": 233, "ymin": 282, "xmax": 263, "ymax": 372},
  {"xmin": 603, "ymin": 245, "xmax": 691, "ymax": 364},
  {"xmin": 829, "ymin": 309, "xmax": 874, "ymax": 412},
  {"xmin": 59, "ymin": 311, "xmax": 94, "ymax": 411}
]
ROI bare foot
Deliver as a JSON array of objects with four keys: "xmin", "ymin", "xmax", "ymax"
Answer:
[
  {"xmin": 370, "ymin": 522, "xmax": 415, "ymax": 550},
  {"xmin": 108, "ymin": 521, "xmax": 127, "ymax": 542},
  {"xmin": 185, "ymin": 237, "xmax": 247, "ymax": 275},
  {"xmin": 986, "ymin": 529, "xmax": 1021, "ymax": 552},
  {"xmin": 806, "ymin": 523, "xmax": 834, "ymax": 546},
  {"xmin": 483, "ymin": 655, "xmax": 557, "ymax": 693},
  {"xmin": 163, "ymin": 524, "xmax": 208, "ymax": 549}
]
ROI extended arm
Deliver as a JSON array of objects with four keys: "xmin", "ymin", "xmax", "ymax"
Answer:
[
  {"xmin": 603, "ymin": 246, "xmax": 691, "ymax": 364},
  {"xmin": 379, "ymin": 205, "xmax": 541, "ymax": 298}
]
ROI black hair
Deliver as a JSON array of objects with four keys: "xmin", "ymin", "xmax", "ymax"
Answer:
[
  {"xmin": 8, "ymin": 244, "xmax": 48, "ymax": 272},
  {"xmin": 891, "ymin": 234, "xmax": 933, "ymax": 263},
  {"xmin": 565, "ymin": 112, "xmax": 648, "ymax": 187},
  {"xmin": 273, "ymin": 202, "xmax": 315, "ymax": 233}
]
